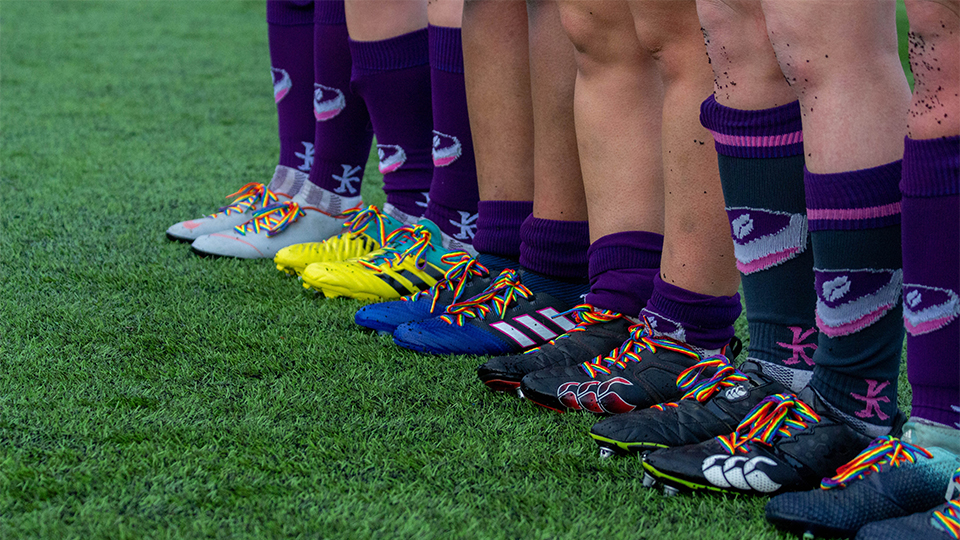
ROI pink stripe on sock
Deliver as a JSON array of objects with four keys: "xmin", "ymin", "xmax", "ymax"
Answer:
[
  {"xmin": 736, "ymin": 247, "xmax": 800, "ymax": 274},
  {"xmin": 807, "ymin": 202, "xmax": 902, "ymax": 222},
  {"xmin": 816, "ymin": 304, "xmax": 892, "ymax": 337},
  {"xmin": 708, "ymin": 130, "xmax": 803, "ymax": 148},
  {"xmin": 905, "ymin": 316, "xmax": 955, "ymax": 336}
]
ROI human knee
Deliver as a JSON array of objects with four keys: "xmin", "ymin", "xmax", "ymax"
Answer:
[{"xmin": 558, "ymin": 1, "xmax": 635, "ymax": 68}]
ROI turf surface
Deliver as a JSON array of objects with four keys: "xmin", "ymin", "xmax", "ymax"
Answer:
[{"xmin": 1, "ymin": 2, "xmax": 911, "ymax": 538}]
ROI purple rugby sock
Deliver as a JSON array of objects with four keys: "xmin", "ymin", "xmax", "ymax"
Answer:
[
  {"xmin": 473, "ymin": 200, "xmax": 531, "ymax": 261},
  {"xmin": 350, "ymin": 29, "xmax": 433, "ymax": 217},
  {"xmin": 640, "ymin": 274, "xmax": 742, "ymax": 353},
  {"xmin": 267, "ymin": 0, "xmax": 316, "ymax": 176},
  {"xmin": 301, "ymin": 1, "xmax": 374, "ymax": 214},
  {"xmin": 422, "ymin": 25, "xmax": 480, "ymax": 246},
  {"xmin": 901, "ymin": 135, "xmax": 960, "ymax": 427},
  {"xmin": 585, "ymin": 231, "xmax": 663, "ymax": 317},
  {"xmin": 519, "ymin": 216, "xmax": 590, "ymax": 307}
]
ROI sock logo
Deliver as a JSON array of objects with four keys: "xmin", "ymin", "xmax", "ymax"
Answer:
[
  {"xmin": 449, "ymin": 211, "xmax": 477, "ymax": 240},
  {"xmin": 702, "ymin": 455, "xmax": 781, "ymax": 493},
  {"xmin": 416, "ymin": 192, "xmax": 430, "ymax": 209},
  {"xmin": 823, "ymin": 276, "xmax": 852, "ymax": 301},
  {"xmin": 776, "ymin": 327, "xmax": 817, "ymax": 367},
  {"xmin": 432, "ymin": 131, "xmax": 462, "ymax": 167},
  {"xmin": 377, "ymin": 144, "xmax": 407, "ymax": 174},
  {"xmin": 814, "ymin": 268, "xmax": 902, "ymax": 337},
  {"xmin": 295, "ymin": 142, "xmax": 314, "ymax": 172},
  {"xmin": 332, "ymin": 164, "xmax": 362, "ymax": 195},
  {"xmin": 903, "ymin": 284, "xmax": 959, "ymax": 336},
  {"xmin": 850, "ymin": 379, "xmax": 891, "ymax": 421},
  {"xmin": 732, "ymin": 214, "xmax": 754, "ymax": 239},
  {"xmin": 639, "ymin": 310, "xmax": 687, "ymax": 343},
  {"xmin": 314, "ymin": 84, "xmax": 346, "ymax": 121},
  {"xmin": 726, "ymin": 207, "xmax": 808, "ymax": 275},
  {"xmin": 557, "ymin": 377, "xmax": 636, "ymax": 414},
  {"xmin": 271, "ymin": 67, "xmax": 292, "ymax": 103}
]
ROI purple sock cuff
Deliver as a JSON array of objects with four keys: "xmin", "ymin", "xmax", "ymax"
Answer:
[
  {"xmin": 519, "ymin": 216, "xmax": 589, "ymax": 280},
  {"xmin": 586, "ymin": 231, "xmax": 663, "ymax": 316},
  {"xmin": 314, "ymin": 0, "xmax": 345, "ymax": 24},
  {"xmin": 350, "ymin": 28, "xmax": 429, "ymax": 76},
  {"xmin": 902, "ymin": 135, "xmax": 960, "ymax": 197},
  {"xmin": 911, "ymin": 384, "xmax": 960, "ymax": 427},
  {"xmin": 644, "ymin": 274, "xmax": 742, "ymax": 350},
  {"xmin": 266, "ymin": 0, "xmax": 314, "ymax": 26},
  {"xmin": 428, "ymin": 25, "xmax": 464, "ymax": 74},
  {"xmin": 700, "ymin": 95, "xmax": 804, "ymax": 158},
  {"xmin": 473, "ymin": 200, "xmax": 532, "ymax": 259},
  {"xmin": 588, "ymin": 231, "xmax": 664, "ymax": 276},
  {"xmin": 805, "ymin": 161, "xmax": 903, "ymax": 231}
]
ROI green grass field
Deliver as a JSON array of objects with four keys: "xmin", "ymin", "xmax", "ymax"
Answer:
[{"xmin": 1, "ymin": 2, "xmax": 911, "ymax": 538}]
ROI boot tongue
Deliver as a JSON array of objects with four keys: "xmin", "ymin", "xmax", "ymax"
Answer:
[{"xmin": 414, "ymin": 217, "xmax": 444, "ymax": 246}]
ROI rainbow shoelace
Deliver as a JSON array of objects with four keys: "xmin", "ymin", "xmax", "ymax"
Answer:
[
  {"xmin": 578, "ymin": 318, "xmax": 701, "ymax": 379},
  {"xmin": 522, "ymin": 306, "xmax": 627, "ymax": 355},
  {"xmin": 651, "ymin": 356, "xmax": 748, "ymax": 411},
  {"xmin": 358, "ymin": 225, "xmax": 432, "ymax": 271},
  {"xmin": 820, "ymin": 436, "xmax": 933, "ymax": 490},
  {"xmin": 233, "ymin": 200, "xmax": 303, "ymax": 237},
  {"xmin": 401, "ymin": 253, "xmax": 490, "ymax": 312},
  {"xmin": 439, "ymin": 269, "xmax": 531, "ymax": 326},
  {"xmin": 933, "ymin": 469, "xmax": 960, "ymax": 538},
  {"xmin": 339, "ymin": 205, "xmax": 388, "ymax": 241},
  {"xmin": 715, "ymin": 393, "xmax": 821, "ymax": 455},
  {"xmin": 216, "ymin": 182, "xmax": 278, "ymax": 216}
]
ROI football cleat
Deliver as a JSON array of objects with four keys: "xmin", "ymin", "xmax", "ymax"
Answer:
[
  {"xmin": 641, "ymin": 387, "xmax": 905, "ymax": 497},
  {"xmin": 354, "ymin": 253, "xmax": 492, "ymax": 334},
  {"xmin": 589, "ymin": 360, "xmax": 786, "ymax": 456},
  {"xmin": 476, "ymin": 306, "xmax": 633, "ymax": 393},
  {"xmin": 519, "ymin": 319, "xmax": 742, "ymax": 414},
  {"xmin": 854, "ymin": 467, "xmax": 960, "ymax": 540},
  {"xmin": 391, "ymin": 269, "xmax": 579, "ymax": 356},
  {"xmin": 765, "ymin": 436, "xmax": 959, "ymax": 538},
  {"xmin": 274, "ymin": 205, "xmax": 405, "ymax": 275},
  {"xmin": 167, "ymin": 180, "xmax": 289, "ymax": 242},
  {"xmin": 190, "ymin": 198, "xmax": 346, "ymax": 259},
  {"xmin": 300, "ymin": 219, "xmax": 458, "ymax": 301}
]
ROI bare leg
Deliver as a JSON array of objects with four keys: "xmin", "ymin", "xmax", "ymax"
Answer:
[
  {"xmin": 761, "ymin": 0, "xmax": 911, "ymax": 172},
  {"xmin": 345, "ymin": 0, "xmax": 427, "ymax": 40},
  {"xmin": 462, "ymin": 0, "xmax": 534, "ymax": 202},
  {"xmin": 905, "ymin": 0, "xmax": 960, "ymax": 140},
  {"xmin": 528, "ymin": 0, "xmax": 587, "ymax": 222},
  {"xmin": 558, "ymin": 0, "xmax": 664, "ymax": 242},
  {"xmin": 629, "ymin": 0, "xmax": 739, "ymax": 297}
]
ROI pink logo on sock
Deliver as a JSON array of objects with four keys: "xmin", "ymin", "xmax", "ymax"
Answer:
[
  {"xmin": 726, "ymin": 207, "xmax": 808, "ymax": 275},
  {"xmin": 314, "ymin": 84, "xmax": 346, "ymax": 121},
  {"xmin": 271, "ymin": 67, "xmax": 292, "ymax": 104},
  {"xmin": 776, "ymin": 327, "xmax": 817, "ymax": 366},
  {"xmin": 814, "ymin": 269, "xmax": 902, "ymax": 337},
  {"xmin": 850, "ymin": 379, "xmax": 891, "ymax": 421},
  {"xmin": 432, "ymin": 130, "xmax": 462, "ymax": 167},
  {"xmin": 377, "ymin": 144, "xmax": 407, "ymax": 174},
  {"xmin": 903, "ymin": 284, "xmax": 960, "ymax": 336}
]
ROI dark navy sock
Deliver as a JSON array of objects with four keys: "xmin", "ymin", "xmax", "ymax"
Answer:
[
  {"xmin": 805, "ymin": 161, "xmax": 904, "ymax": 434},
  {"xmin": 701, "ymin": 96, "xmax": 817, "ymax": 391}
]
